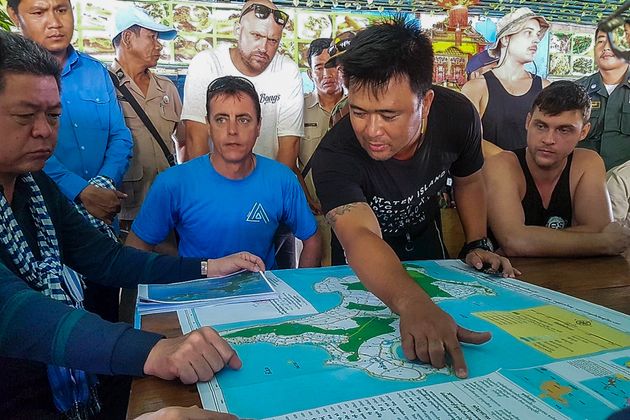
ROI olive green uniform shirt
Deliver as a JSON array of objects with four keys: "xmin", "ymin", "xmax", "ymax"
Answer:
[
  {"xmin": 576, "ymin": 66, "xmax": 630, "ymax": 170},
  {"xmin": 110, "ymin": 61, "xmax": 181, "ymax": 220}
]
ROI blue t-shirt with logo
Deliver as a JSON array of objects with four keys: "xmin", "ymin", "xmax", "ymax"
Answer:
[{"xmin": 131, "ymin": 155, "xmax": 317, "ymax": 269}]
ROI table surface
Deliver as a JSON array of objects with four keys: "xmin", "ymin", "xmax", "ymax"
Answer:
[{"xmin": 126, "ymin": 255, "xmax": 630, "ymax": 419}]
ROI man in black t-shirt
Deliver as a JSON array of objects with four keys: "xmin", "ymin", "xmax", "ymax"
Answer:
[{"xmin": 312, "ymin": 17, "xmax": 517, "ymax": 379}]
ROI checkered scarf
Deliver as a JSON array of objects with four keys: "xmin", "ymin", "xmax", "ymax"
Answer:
[
  {"xmin": 0, "ymin": 173, "xmax": 99, "ymax": 419},
  {"xmin": 0, "ymin": 173, "xmax": 73, "ymax": 304},
  {"xmin": 72, "ymin": 176, "xmax": 118, "ymax": 242}
]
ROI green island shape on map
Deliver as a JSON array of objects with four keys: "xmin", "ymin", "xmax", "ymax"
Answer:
[
  {"xmin": 224, "ymin": 316, "xmax": 397, "ymax": 362},
  {"xmin": 221, "ymin": 264, "xmax": 495, "ymax": 381},
  {"xmin": 340, "ymin": 263, "xmax": 455, "ymax": 299}
]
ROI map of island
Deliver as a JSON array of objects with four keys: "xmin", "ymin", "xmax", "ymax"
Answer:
[
  {"xmin": 181, "ymin": 260, "xmax": 630, "ymax": 419},
  {"xmin": 144, "ymin": 271, "xmax": 274, "ymax": 303},
  {"xmin": 222, "ymin": 263, "xmax": 495, "ymax": 381}
]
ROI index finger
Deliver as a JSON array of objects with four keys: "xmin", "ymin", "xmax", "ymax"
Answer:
[
  {"xmin": 444, "ymin": 338, "xmax": 468, "ymax": 379},
  {"xmin": 199, "ymin": 328, "xmax": 242, "ymax": 370},
  {"xmin": 497, "ymin": 256, "xmax": 520, "ymax": 278},
  {"xmin": 240, "ymin": 252, "xmax": 265, "ymax": 272}
]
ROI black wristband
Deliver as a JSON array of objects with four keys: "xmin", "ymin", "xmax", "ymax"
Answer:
[{"xmin": 458, "ymin": 237, "xmax": 494, "ymax": 260}]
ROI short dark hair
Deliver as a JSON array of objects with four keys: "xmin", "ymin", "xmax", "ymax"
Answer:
[
  {"xmin": 206, "ymin": 76, "xmax": 261, "ymax": 122},
  {"xmin": 531, "ymin": 81, "xmax": 591, "ymax": 123},
  {"xmin": 307, "ymin": 38, "xmax": 332, "ymax": 68},
  {"xmin": 0, "ymin": 31, "xmax": 61, "ymax": 95},
  {"xmin": 7, "ymin": 0, "xmax": 20, "ymax": 11},
  {"xmin": 112, "ymin": 25, "xmax": 142, "ymax": 48},
  {"xmin": 339, "ymin": 15, "xmax": 433, "ymax": 98}
]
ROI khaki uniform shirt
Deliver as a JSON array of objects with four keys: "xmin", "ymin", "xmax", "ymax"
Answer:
[
  {"xmin": 300, "ymin": 91, "xmax": 345, "ymax": 265},
  {"xmin": 110, "ymin": 61, "xmax": 181, "ymax": 220},
  {"xmin": 300, "ymin": 91, "xmax": 334, "ymax": 202},
  {"xmin": 576, "ymin": 66, "xmax": 630, "ymax": 170},
  {"xmin": 606, "ymin": 160, "xmax": 630, "ymax": 228}
]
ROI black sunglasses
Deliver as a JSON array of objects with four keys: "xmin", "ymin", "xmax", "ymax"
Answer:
[
  {"xmin": 208, "ymin": 76, "xmax": 256, "ymax": 94},
  {"xmin": 240, "ymin": 4, "xmax": 289, "ymax": 27}
]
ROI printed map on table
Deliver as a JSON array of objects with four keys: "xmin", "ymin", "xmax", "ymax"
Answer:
[{"xmin": 178, "ymin": 260, "xmax": 630, "ymax": 419}]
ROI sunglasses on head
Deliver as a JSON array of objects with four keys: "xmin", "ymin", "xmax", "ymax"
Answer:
[
  {"xmin": 240, "ymin": 3, "xmax": 289, "ymax": 27},
  {"xmin": 328, "ymin": 33, "xmax": 354, "ymax": 57},
  {"xmin": 207, "ymin": 76, "xmax": 256, "ymax": 94}
]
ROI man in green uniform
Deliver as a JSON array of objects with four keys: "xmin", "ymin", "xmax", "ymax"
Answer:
[{"xmin": 576, "ymin": 29, "xmax": 630, "ymax": 170}]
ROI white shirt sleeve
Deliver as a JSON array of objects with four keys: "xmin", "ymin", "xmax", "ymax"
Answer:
[
  {"xmin": 277, "ymin": 58, "xmax": 305, "ymax": 138},
  {"xmin": 180, "ymin": 50, "xmax": 222, "ymax": 124}
]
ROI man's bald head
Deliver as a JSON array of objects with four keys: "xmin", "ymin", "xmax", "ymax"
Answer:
[
  {"xmin": 241, "ymin": 0, "xmax": 278, "ymax": 13},
  {"xmin": 234, "ymin": 0, "xmax": 285, "ymax": 76}
]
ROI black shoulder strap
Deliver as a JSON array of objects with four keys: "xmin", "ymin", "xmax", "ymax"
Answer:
[
  {"xmin": 108, "ymin": 70, "xmax": 175, "ymax": 167},
  {"xmin": 301, "ymin": 154, "xmax": 314, "ymax": 179}
]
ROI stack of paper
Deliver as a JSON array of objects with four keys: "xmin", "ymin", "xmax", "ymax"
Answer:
[{"xmin": 136, "ymin": 270, "xmax": 277, "ymax": 315}]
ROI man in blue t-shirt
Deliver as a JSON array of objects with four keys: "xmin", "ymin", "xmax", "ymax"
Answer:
[{"xmin": 127, "ymin": 76, "xmax": 321, "ymax": 269}]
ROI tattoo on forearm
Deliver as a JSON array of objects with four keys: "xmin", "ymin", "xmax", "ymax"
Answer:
[{"xmin": 325, "ymin": 202, "xmax": 365, "ymax": 227}]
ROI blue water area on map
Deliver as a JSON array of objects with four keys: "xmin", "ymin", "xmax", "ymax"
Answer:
[
  {"xmin": 502, "ymin": 367, "xmax": 616, "ymax": 418},
  {"xmin": 146, "ymin": 271, "xmax": 272, "ymax": 302},
  {"xmin": 217, "ymin": 342, "xmax": 456, "ymax": 419},
  {"xmin": 579, "ymin": 358, "xmax": 630, "ymax": 410},
  {"xmin": 211, "ymin": 261, "xmax": 627, "ymax": 419}
]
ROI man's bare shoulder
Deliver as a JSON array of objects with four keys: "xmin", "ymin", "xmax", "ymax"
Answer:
[
  {"xmin": 572, "ymin": 148, "xmax": 606, "ymax": 172},
  {"xmin": 461, "ymin": 77, "xmax": 488, "ymax": 95},
  {"xmin": 461, "ymin": 77, "xmax": 489, "ymax": 109},
  {"xmin": 485, "ymin": 150, "xmax": 520, "ymax": 173}
]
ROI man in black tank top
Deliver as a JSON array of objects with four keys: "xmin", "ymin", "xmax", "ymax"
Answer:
[
  {"xmin": 485, "ymin": 81, "xmax": 630, "ymax": 257},
  {"xmin": 461, "ymin": 7, "xmax": 549, "ymax": 151}
]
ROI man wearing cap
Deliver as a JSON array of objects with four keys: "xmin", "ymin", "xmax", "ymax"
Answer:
[
  {"xmin": 301, "ymin": 37, "xmax": 346, "ymax": 265},
  {"xmin": 8, "ymin": 0, "xmax": 132, "ymax": 323},
  {"xmin": 181, "ymin": 0, "xmax": 305, "ymax": 268},
  {"xmin": 462, "ymin": 7, "xmax": 550, "ymax": 151},
  {"xmin": 575, "ymin": 29, "xmax": 630, "ymax": 171},
  {"xmin": 109, "ymin": 6, "xmax": 183, "ymax": 246}
]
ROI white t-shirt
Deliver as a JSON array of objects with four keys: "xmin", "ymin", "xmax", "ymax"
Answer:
[{"xmin": 181, "ymin": 46, "xmax": 304, "ymax": 159}]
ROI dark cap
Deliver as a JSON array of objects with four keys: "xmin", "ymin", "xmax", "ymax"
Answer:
[{"xmin": 325, "ymin": 31, "xmax": 356, "ymax": 68}]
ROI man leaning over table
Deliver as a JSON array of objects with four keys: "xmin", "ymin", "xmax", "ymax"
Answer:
[
  {"xmin": 0, "ymin": 31, "xmax": 262, "ymax": 419},
  {"xmin": 485, "ymin": 81, "xmax": 630, "ymax": 257},
  {"xmin": 8, "ymin": 0, "xmax": 133, "ymax": 324},
  {"xmin": 126, "ymin": 76, "xmax": 322, "ymax": 270},
  {"xmin": 311, "ymin": 17, "xmax": 518, "ymax": 380},
  {"xmin": 181, "ymin": 0, "xmax": 307, "ymax": 268}
]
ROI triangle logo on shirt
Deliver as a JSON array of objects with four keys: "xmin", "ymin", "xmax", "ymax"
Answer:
[{"xmin": 246, "ymin": 202, "xmax": 270, "ymax": 224}]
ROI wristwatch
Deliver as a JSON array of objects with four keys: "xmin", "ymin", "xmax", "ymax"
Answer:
[
  {"xmin": 200, "ymin": 260, "xmax": 208, "ymax": 277},
  {"xmin": 458, "ymin": 237, "xmax": 494, "ymax": 260}
]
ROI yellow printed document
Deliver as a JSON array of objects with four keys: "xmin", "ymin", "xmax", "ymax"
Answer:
[{"xmin": 474, "ymin": 305, "xmax": 630, "ymax": 359}]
